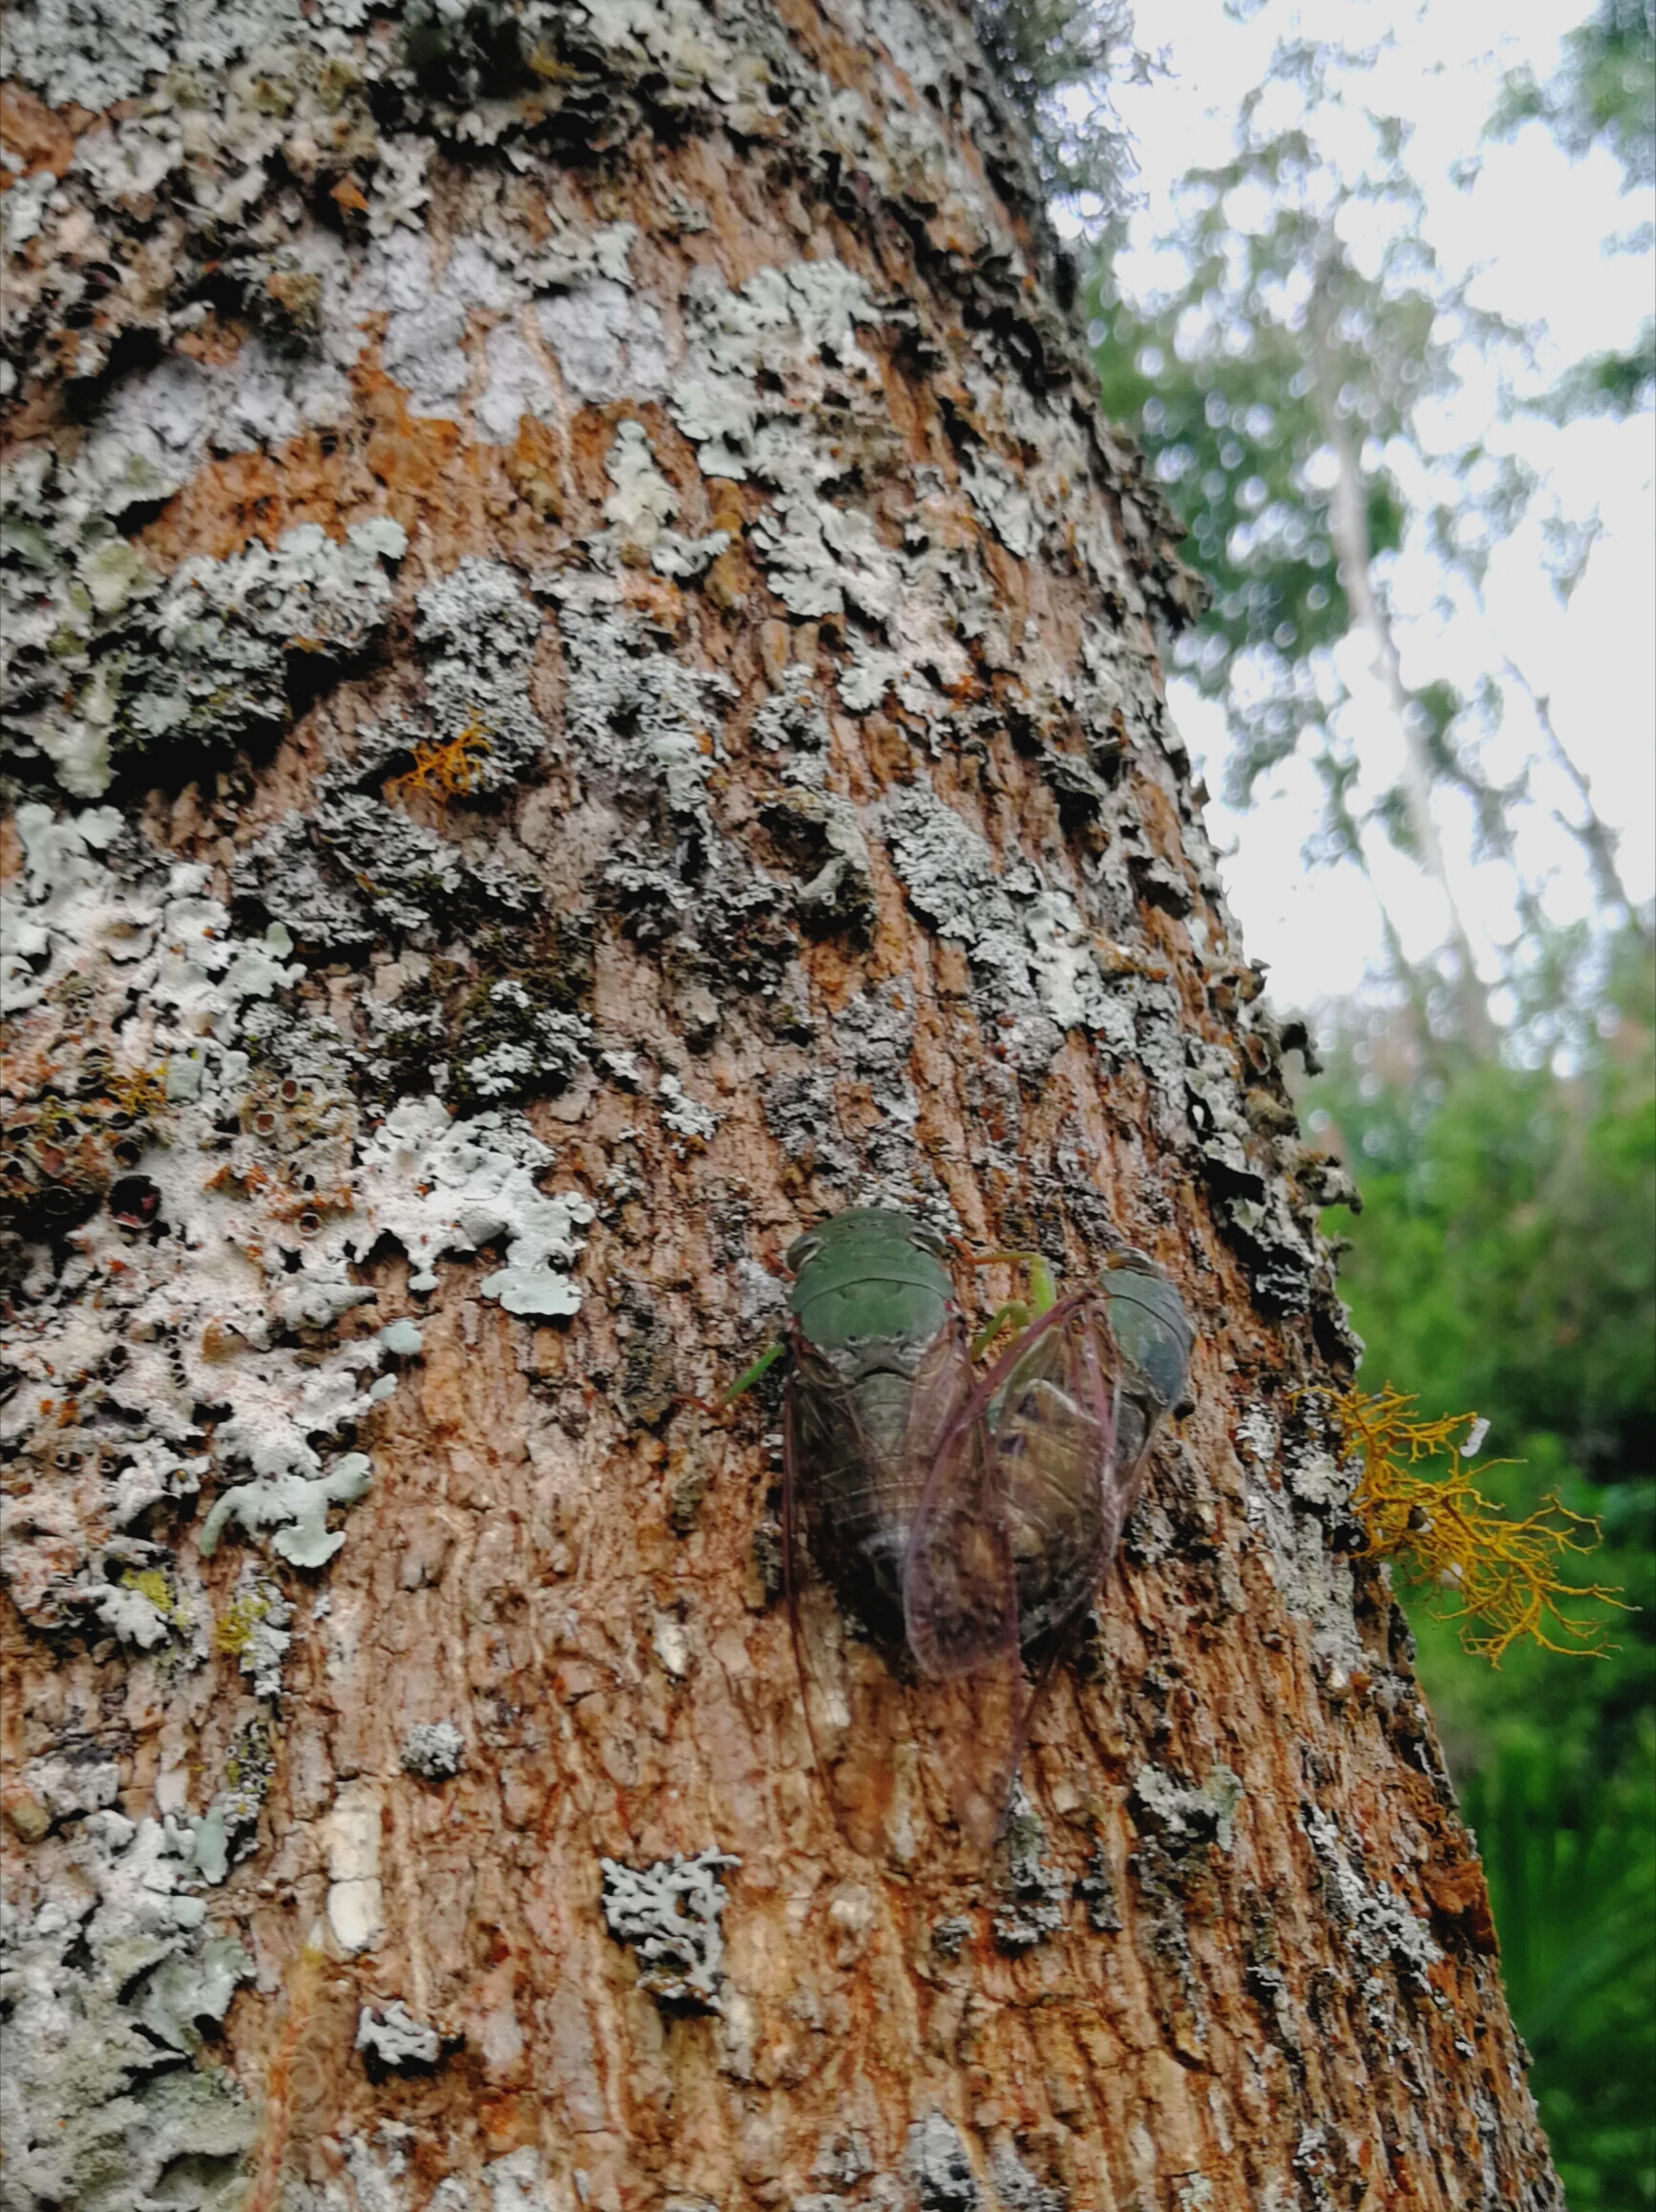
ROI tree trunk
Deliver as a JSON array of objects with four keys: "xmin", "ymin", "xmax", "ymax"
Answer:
[{"xmin": 0, "ymin": 5, "xmax": 1560, "ymax": 2210}]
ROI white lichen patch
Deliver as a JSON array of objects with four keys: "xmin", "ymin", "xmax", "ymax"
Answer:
[
  {"xmin": 657, "ymin": 1074, "xmax": 717, "ymax": 1147},
  {"xmin": 664, "ymin": 258, "xmax": 913, "ymax": 620},
  {"xmin": 401, "ymin": 1720, "xmax": 466, "ymax": 1780},
  {"xmin": 357, "ymin": 1998, "xmax": 447, "ymax": 2074},
  {"xmin": 0, "ymin": 1810, "xmax": 256, "ymax": 2212},
  {"xmin": 880, "ymin": 784, "xmax": 1115, "ymax": 1055},
  {"xmin": 350, "ymin": 228, "xmax": 522, "ymax": 421},
  {"xmin": 350, "ymin": 1097, "xmax": 594, "ymax": 1314},
  {"xmin": 1302, "ymin": 1804, "xmax": 1442, "ymax": 1985},
  {"xmin": 598, "ymin": 418, "xmax": 730, "ymax": 578},
  {"xmin": 0, "ymin": 804, "xmax": 590, "ymax": 1678},
  {"xmin": 600, "ymin": 1847, "xmax": 739, "ymax": 2009},
  {"xmin": 556, "ymin": 578, "xmax": 733, "ymax": 816},
  {"xmin": 1133, "ymin": 1764, "xmax": 1245, "ymax": 1856},
  {"xmin": 1186, "ymin": 1039, "xmax": 1320, "ymax": 1312},
  {"xmin": 2, "ymin": 438, "xmax": 405, "ymax": 796},
  {"xmin": 538, "ymin": 279, "xmax": 669, "ymax": 402},
  {"xmin": 1239, "ymin": 1408, "xmax": 1369, "ymax": 1685},
  {"xmin": 907, "ymin": 2112, "xmax": 981, "ymax": 2212}
]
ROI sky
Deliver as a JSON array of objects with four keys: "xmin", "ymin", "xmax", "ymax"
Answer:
[{"xmin": 1083, "ymin": 0, "xmax": 1654, "ymax": 1016}]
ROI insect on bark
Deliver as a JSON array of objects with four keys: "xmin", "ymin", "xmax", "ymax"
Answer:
[
  {"xmin": 723, "ymin": 1207, "xmax": 985, "ymax": 1852},
  {"xmin": 724, "ymin": 1218, "xmax": 1195, "ymax": 1854}
]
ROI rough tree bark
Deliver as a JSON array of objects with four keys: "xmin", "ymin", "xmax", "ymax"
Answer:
[{"xmin": 0, "ymin": 3, "xmax": 1562, "ymax": 2210}]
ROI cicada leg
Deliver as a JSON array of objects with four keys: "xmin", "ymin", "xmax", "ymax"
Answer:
[{"xmin": 956, "ymin": 1247, "xmax": 1060, "ymax": 1363}]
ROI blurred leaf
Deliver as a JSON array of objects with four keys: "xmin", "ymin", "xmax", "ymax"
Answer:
[{"xmin": 1490, "ymin": 0, "xmax": 1656, "ymax": 193}]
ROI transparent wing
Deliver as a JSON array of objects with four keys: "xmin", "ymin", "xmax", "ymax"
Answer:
[
  {"xmin": 992, "ymin": 1297, "xmax": 1120, "ymax": 1651},
  {"xmin": 900, "ymin": 1393, "xmax": 1016, "ymax": 1679},
  {"xmin": 906, "ymin": 1294, "xmax": 1119, "ymax": 1669},
  {"xmin": 903, "ymin": 1289, "xmax": 1164, "ymax": 1844},
  {"xmin": 1102, "ymin": 1263, "xmax": 1194, "ymax": 1402},
  {"xmin": 1101, "ymin": 1260, "xmax": 1194, "ymax": 1478}
]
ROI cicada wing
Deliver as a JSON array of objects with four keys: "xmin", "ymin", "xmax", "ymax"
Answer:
[
  {"xmin": 902, "ymin": 1396, "xmax": 1018, "ymax": 1680},
  {"xmin": 900, "ymin": 1305, "xmax": 978, "ymax": 1474},
  {"xmin": 988, "ymin": 1297, "xmax": 1122, "ymax": 1650},
  {"xmin": 1082, "ymin": 1266, "xmax": 1193, "ymax": 1548},
  {"xmin": 902, "ymin": 1295, "xmax": 1130, "ymax": 1844},
  {"xmin": 1102, "ymin": 1265, "xmax": 1194, "ymax": 1401},
  {"xmin": 895, "ymin": 1382, "xmax": 1025, "ymax": 1850}
]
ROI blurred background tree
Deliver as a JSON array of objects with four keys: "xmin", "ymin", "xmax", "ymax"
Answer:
[
  {"xmin": 999, "ymin": 0, "xmax": 1655, "ymax": 2197},
  {"xmin": 1090, "ymin": 0, "xmax": 1653, "ymax": 1043}
]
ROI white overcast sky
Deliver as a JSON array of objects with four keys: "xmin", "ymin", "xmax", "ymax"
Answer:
[{"xmin": 1087, "ymin": 0, "xmax": 1655, "ymax": 1016}]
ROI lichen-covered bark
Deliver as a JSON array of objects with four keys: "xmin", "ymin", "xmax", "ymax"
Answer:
[{"xmin": 0, "ymin": 3, "xmax": 1559, "ymax": 2208}]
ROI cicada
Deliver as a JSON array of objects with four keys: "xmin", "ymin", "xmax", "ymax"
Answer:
[
  {"xmin": 902, "ymin": 1250, "xmax": 1196, "ymax": 1827},
  {"xmin": 726, "ymin": 1218, "xmax": 1194, "ymax": 1854},
  {"xmin": 724, "ymin": 1207, "xmax": 980, "ymax": 1853}
]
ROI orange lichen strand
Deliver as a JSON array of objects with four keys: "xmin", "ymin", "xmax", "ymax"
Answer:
[
  {"xmin": 389, "ymin": 721, "xmax": 494, "ymax": 800},
  {"xmin": 1327, "ymin": 1385, "xmax": 1628, "ymax": 1666}
]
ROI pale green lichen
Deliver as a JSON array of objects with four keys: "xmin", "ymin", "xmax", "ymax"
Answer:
[
  {"xmin": 0, "ymin": 1813, "xmax": 255, "ymax": 2212},
  {"xmin": 199, "ymin": 1452, "xmax": 372, "ymax": 1567}
]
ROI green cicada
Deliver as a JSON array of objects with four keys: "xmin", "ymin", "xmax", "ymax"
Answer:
[{"xmin": 727, "ymin": 1213, "xmax": 1195, "ymax": 1853}]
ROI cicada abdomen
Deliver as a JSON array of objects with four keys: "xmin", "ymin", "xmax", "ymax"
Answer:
[
  {"xmin": 778, "ymin": 1207, "xmax": 978, "ymax": 1854},
  {"xmin": 903, "ymin": 1251, "xmax": 1195, "ymax": 1837}
]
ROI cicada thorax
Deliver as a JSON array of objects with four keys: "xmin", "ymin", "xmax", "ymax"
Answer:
[{"xmin": 787, "ymin": 1337, "xmax": 939, "ymax": 1641}]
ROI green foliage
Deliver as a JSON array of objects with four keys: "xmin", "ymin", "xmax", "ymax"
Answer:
[
  {"xmin": 1490, "ymin": 0, "xmax": 1656, "ymax": 429},
  {"xmin": 1306, "ymin": 934, "xmax": 1656, "ymax": 2204},
  {"xmin": 1092, "ymin": 265, "xmax": 1352, "ymax": 793},
  {"xmin": 1462, "ymin": 1734, "xmax": 1656, "ymax": 2212},
  {"xmin": 1532, "ymin": 322, "xmax": 1656, "ymax": 421},
  {"xmin": 1090, "ymin": 4, "xmax": 1647, "ymax": 998},
  {"xmin": 1087, "ymin": 27, "xmax": 1524, "ymax": 833},
  {"xmin": 1491, "ymin": 0, "xmax": 1656, "ymax": 191}
]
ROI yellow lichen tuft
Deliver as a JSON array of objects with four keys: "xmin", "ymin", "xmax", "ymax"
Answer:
[
  {"xmin": 215, "ymin": 1590, "xmax": 270, "ymax": 1657},
  {"xmin": 121, "ymin": 1565, "xmax": 185, "ymax": 1623},
  {"xmin": 1324, "ymin": 1384, "xmax": 1628, "ymax": 1666},
  {"xmin": 389, "ymin": 718, "xmax": 493, "ymax": 799}
]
